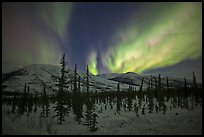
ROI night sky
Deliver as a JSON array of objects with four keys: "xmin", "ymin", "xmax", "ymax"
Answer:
[{"xmin": 2, "ymin": 2, "xmax": 202, "ymax": 82}]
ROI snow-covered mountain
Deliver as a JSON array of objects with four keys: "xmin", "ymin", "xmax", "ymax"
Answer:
[
  {"xmin": 2, "ymin": 64, "xmax": 201, "ymax": 95},
  {"xmin": 2, "ymin": 64, "xmax": 129, "ymax": 94},
  {"xmin": 99, "ymin": 72, "xmax": 201, "ymax": 89}
]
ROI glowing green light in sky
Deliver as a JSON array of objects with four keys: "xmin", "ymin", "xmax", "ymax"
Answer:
[
  {"xmin": 41, "ymin": 2, "xmax": 73, "ymax": 41},
  {"xmin": 88, "ymin": 50, "xmax": 99, "ymax": 75},
  {"xmin": 102, "ymin": 2, "xmax": 202, "ymax": 74}
]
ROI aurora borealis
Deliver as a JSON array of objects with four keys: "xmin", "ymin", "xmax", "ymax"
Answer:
[
  {"xmin": 102, "ymin": 3, "xmax": 202, "ymax": 74},
  {"xmin": 2, "ymin": 2, "xmax": 202, "ymax": 82}
]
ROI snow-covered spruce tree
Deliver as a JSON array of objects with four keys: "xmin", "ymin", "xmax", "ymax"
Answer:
[
  {"xmin": 40, "ymin": 84, "xmax": 50, "ymax": 118},
  {"xmin": 150, "ymin": 75, "xmax": 153, "ymax": 90},
  {"xmin": 148, "ymin": 91, "xmax": 154, "ymax": 113},
  {"xmin": 86, "ymin": 65, "xmax": 89, "ymax": 93},
  {"xmin": 78, "ymin": 75, "xmax": 81, "ymax": 92},
  {"xmin": 74, "ymin": 64, "xmax": 77, "ymax": 93},
  {"xmin": 90, "ymin": 108, "xmax": 99, "ymax": 132},
  {"xmin": 72, "ymin": 90, "xmax": 83, "ymax": 124},
  {"xmin": 84, "ymin": 96, "xmax": 93, "ymax": 129},
  {"xmin": 84, "ymin": 95, "xmax": 99, "ymax": 132},
  {"xmin": 53, "ymin": 54, "xmax": 69, "ymax": 124}
]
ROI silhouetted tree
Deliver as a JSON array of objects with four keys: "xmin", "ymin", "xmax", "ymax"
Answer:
[
  {"xmin": 17, "ymin": 84, "xmax": 28, "ymax": 116},
  {"xmin": 72, "ymin": 92, "xmax": 84, "ymax": 124},
  {"xmin": 139, "ymin": 77, "xmax": 144, "ymax": 92},
  {"xmin": 74, "ymin": 64, "xmax": 77, "ymax": 92},
  {"xmin": 166, "ymin": 76, "xmax": 169, "ymax": 92},
  {"xmin": 184, "ymin": 77, "xmax": 188, "ymax": 97},
  {"xmin": 86, "ymin": 65, "xmax": 89, "ymax": 93},
  {"xmin": 78, "ymin": 75, "xmax": 81, "ymax": 92},
  {"xmin": 148, "ymin": 92, "xmax": 154, "ymax": 113},
  {"xmin": 11, "ymin": 95, "xmax": 17, "ymax": 114},
  {"xmin": 147, "ymin": 80, "xmax": 151, "ymax": 91},
  {"xmin": 84, "ymin": 96, "xmax": 93, "ymax": 129},
  {"xmin": 40, "ymin": 84, "xmax": 49, "ymax": 118},
  {"xmin": 193, "ymin": 72, "xmax": 198, "ymax": 89},
  {"xmin": 158, "ymin": 74, "xmax": 161, "ymax": 92},
  {"xmin": 117, "ymin": 83, "xmax": 120, "ymax": 92},
  {"xmin": 23, "ymin": 83, "xmax": 27, "ymax": 94},
  {"xmin": 116, "ymin": 95, "xmax": 121, "ymax": 114},
  {"xmin": 33, "ymin": 91, "xmax": 38, "ymax": 114},
  {"xmin": 150, "ymin": 75, "xmax": 153, "ymax": 90},
  {"xmin": 142, "ymin": 105, "xmax": 145, "ymax": 115},
  {"xmin": 27, "ymin": 93, "xmax": 33, "ymax": 116},
  {"xmin": 53, "ymin": 54, "xmax": 69, "ymax": 124}
]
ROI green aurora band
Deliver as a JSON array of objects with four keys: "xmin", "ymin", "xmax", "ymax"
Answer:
[
  {"xmin": 88, "ymin": 50, "xmax": 99, "ymax": 75},
  {"xmin": 98, "ymin": 2, "xmax": 202, "ymax": 74},
  {"xmin": 2, "ymin": 3, "xmax": 73, "ymax": 66},
  {"xmin": 40, "ymin": 2, "xmax": 73, "ymax": 41}
]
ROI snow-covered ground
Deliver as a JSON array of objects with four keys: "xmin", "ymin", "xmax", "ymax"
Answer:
[{"xmin": 2, "ymin": 99, "xmax": 202, "ymax": 135}]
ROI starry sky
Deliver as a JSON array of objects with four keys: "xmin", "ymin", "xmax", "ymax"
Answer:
[{"xmin": 2, "ymin": 2, "xmax": 202, "ymax": 82}]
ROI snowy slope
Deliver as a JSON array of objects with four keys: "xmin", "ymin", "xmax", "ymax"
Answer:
[
  {"xmin": 2, "ymin": 64, "xmax": 201, "ymax": 95},
  {"xmin": 2, "ymin": 64, "xmax": 130, "ymax": 94},
  {"xmin": 97, "ymin": 73, "xmax": 123, "ymax": 80},
  {"xmin": 103, "ymin": 72, "xmax": 200, "ymax": 89}
]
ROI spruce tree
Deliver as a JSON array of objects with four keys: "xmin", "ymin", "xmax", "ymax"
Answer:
[
  {"xmin": 53, "ymin": 54, "xmax": 69, "ymax": 124},
  {"xmin": 142, "ymin": 105, "xmax": 145, "ymax": 115},
  {"xmin": 72, "ymin": 91, "xmax": 83, "ymax": 124},
  {"xmin": 148, "ymin": 80, "xmax": 151, "ymax": 91},
  {"xmin": 78, "ymin": 75, "xmax": 81, "ymax": 92},
  {"xmin": 150, "ymin": 75, "xmax": 153, "ymax": 90},
  {"xmin": 184, "ymin": 77, "xmax": 188, "ymax": 97},
  {"xmin": 90, "ymin": 109, "xmax": 99, "ymax": 132},
  {"xmin": 117, "ymin": 83, "xmax": 120, "ymax": 92},
  {"xmin": 27, "ymin": 93, "xmax": 33, "ymax": 116},
  {"xmin": 158, "ymin": 74, "xmax": 161, "ymax": 92},
  {"xmin": 193, "ymin": 72, "xmax": 198, "ymax": 89},
  {"xmin": 86, "ymin": 65, "xmax": 89, "ymax": 93},
  {"xmin": 148, "ymin": 91, "xmax": 154, "ymax": 113},
  {"xmin": 84, "ymin": 96, "xmax": 93, "ymax": 130},
  {"xmin": 116, "ymin": 95, "xmax": 121, "ymax": 114},
  {"xmin": 34, "ymin": 91, "xmax": 38, "ymax": 114},
  {"xmin": 139, "ymin": 77, "xmax": 144, "ymax": 92},
  {"xmin": 74, "ymin": 64, "xmax": 77, "ymax": 92},
  {"xmin": 40, "ymin": 84, "xmax": 49, "ymax": 118},
  {"xmin": 166, "ymin": 76, "xmax": 169, "ymax": 92}
]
